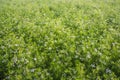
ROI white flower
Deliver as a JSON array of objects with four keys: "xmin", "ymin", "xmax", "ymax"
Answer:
[
  {"xmin": 46, "ymin": 72, "xmax": 50, "ymax": 76},
  {"xmin": 30, "ymin": 69, "xmax": 35, "ymax": 73},
  {"xmin": 87, "ymin": 53, "xmax": 91, "ymax": 58},
  {"xmin": 94, "ymin": 48, "xmax": 97, "ymax": 52},
  {"xmin": 2, "ymin": 60, "xmax": 6, "ymax": 63},
  {"xmin": 91, "ymin": 64, "xmax": 95, "ymax": 68},
  {"xmin": 98, "ymin": 52, "xmax": 102, "ymax": 56},
  {"xmin": 13, "ymin": 57, "xmax": 17, "ymax": 63},
  {"xmin": 15, "ymin": 44, "xmax": 19, "ymax": 47},
  {"xmin": 33, "ymin": 58, "xmax": 37, "ymax": 61},
  {"xmin": 6, "ymin": 76, "xmax": 10, "ymax": 79},
  {"xmin": 106, "ymin": 68, "xmax": 111, "ymax": 73},
  {"xmin": 1, "ymin": 46, "xmax": 5, "ymax": 49},
  {"xmin": 48, "ymin": 47, "xmax": 52, "ymax": 50},
  {"xmin": 25, "ymin": 59, "xmax": 29, "ymax": 64},
  {"xmin": 75, "ymin": 55, "xmax": 78, "ymax": 58}
]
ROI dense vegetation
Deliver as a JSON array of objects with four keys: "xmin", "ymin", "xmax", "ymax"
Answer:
[{"xmin": 0, "ymin": 0, "xmax": 120, "ymax": 80}]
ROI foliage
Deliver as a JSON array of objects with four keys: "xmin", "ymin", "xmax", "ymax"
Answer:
[{"xmin": 0, "ymin": 0, "xmax": 120, "ymax": 80}]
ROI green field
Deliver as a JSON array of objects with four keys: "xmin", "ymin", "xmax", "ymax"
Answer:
[{"xmin": 0, "ymin": 0, "xmax": 120, "ymax": 80}]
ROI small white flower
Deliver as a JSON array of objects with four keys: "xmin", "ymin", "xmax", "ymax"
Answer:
[
  {"xmin": 41, "ymin": 74, "xmax": 44, "ymax": 79},
  {"xmin": 54, "ymin": 40, "xmax": 57, "ymax": 43},
  {"xmin": 26, "ymin": 51, "xmax": 31, "ymax": 54},
  {"xmin": 25, "ymin": 59, "xmax": 29, "ymax": 64},
  {"xmin": 87, "ymin": 53, "xmax": 91, "ymax": 58},
  {"xmin": 46, "ymin": 72, "xmax": 49, "ymax": 76},
  {"xmin": 37, "ymin": 72, "xmax": 41, "ymax": 75},
  {"xmin": 13, "ymin": 57, "xmax": 17, "ymax": 63},
  {"xmin": 106, "ymin": 68, "xmax": 111, "ymax": 73},
  {"xmin": 48, "ymin": 47, "xmax": 52, "ymax": 50},
  {"xmin": 30, "ymin": 69, "xmax": 35, "ymax": 73},
  {"xmin": 98, "ymin": 52, "xmax": 102, "ymax": 56},
  {"xmin": 33, "ymin": 58, "xmax": 37, "ymax": 61},
  {"xmin": 91, "ymin": 64, "xmax": 95, "ymax": 68},
  {"xmin": 75, "ymin": 55, "xmax": 78, "ymax": 58},
  {"xmin": 6, "ymin": 76, "xmax": 10, "ymax": 79},
  {"xmin": 18, "ymin": 64, "xmax": 22, "ymax": 68},
  {"xmin": 2, "ymin": 60, "xmax": 6, "ymax": 63},
  {"xmin": 94, "ymin": 48, "xmax": 97, "ymax": 52},
  {"xmin": 58, "ymin": 61, "xmax": 61, "ymax": 64},
  {"xmin": 15, "ymin": 44, "xmax": 19, "ymax": 47},
  {"xmin": 1, "ymin": 46, "xmax": 5, "ymax": 49}
]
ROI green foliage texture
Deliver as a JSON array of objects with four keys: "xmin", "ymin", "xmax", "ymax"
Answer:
[{"xmin": 0, "ymin": 0, "xmax": 120, "ymax": 80}]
